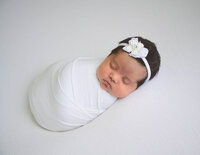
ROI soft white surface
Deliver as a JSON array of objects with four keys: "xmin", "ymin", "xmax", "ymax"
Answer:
[{"xmin": 1, "ymin": 0, "xmax": 200, "ymax": 154}]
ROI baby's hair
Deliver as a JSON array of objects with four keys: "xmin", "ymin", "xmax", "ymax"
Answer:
[{"xmin": 109, "ymin": 36, "xmax": 161, "ymax": 88}]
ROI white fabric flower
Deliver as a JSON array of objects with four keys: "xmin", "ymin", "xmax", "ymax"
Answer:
[{"xmin": 122, "ymin": 38, "xmax": 148, "ymax": 58}]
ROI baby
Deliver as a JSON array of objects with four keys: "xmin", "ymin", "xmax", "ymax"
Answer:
[{"xmin": 29, "ymin": 36, "xmax": 160, "ymax": 131}]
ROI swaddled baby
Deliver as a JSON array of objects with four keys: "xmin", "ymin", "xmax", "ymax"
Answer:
[{"xmin": 29, "ymin": 36, "xmax": 161, "ymax": 131}]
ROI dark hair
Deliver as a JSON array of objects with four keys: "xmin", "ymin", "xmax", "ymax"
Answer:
[{"xmin": 109, "ymin": 36, "xmax": 161, "ymax": 88}]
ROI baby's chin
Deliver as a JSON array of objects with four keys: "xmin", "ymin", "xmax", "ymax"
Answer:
[
  {"xmin": 99, "ymin": 83, "xmax": 128, "ymax": 98},
  {"xmin": 110, "ymin": 92, "xmax": 128, "ymax": 98},
  {"xmin": 108, "ymin": 89, "xmax": 131, "ymax": 98}
]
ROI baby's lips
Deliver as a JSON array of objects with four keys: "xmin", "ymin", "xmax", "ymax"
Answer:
[{"xmin": 103, "ymin": 79, "xmax": 112, "ymax": 89}]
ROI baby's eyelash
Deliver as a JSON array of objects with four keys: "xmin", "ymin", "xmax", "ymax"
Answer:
[
  {"xmin": 122, "ymin": 77, "xmax": 131, "ymax": 85},
  {"xmin": 110, "ymin": 62, "xmax": 118, "ymax": 70}
]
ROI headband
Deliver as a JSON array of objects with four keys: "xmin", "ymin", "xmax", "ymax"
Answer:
[{"xmin": 118, "ymin": 38, "xmax": 151, "ymax": 82}]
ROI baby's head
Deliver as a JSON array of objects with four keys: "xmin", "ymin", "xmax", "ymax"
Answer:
[{"xmin": 97, "ymin": 36, "xmax": 161, "ymax": 98}]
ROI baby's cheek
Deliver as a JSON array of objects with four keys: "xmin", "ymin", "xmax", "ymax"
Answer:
[
  {"xmin": 98, "ymin": 70, "xmax": 105, "ymax": 80},
  {"xmin": 115, "ymin": 86, "xmax": 131, "ymax": 98},
  {"xmin": 97, "ymin": 67, "xmax": 104, "ymax": 79},
  {"xmin": 100, "ymin": 67, "xmax": 109, "ymax": 77}
]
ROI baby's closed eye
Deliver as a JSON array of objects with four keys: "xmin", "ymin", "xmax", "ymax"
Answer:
[
  {"xmin": 110, "ymin": 61, "xmax": 119, "ymax": 70},
  {"xmin": 122, "ymin": 77, "xmax": 131, "ymax": 85}
]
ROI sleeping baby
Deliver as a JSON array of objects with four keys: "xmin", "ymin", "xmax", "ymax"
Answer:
[{"xmin": 28, "ymin": 36, "xmax": 161, "ymax": 131}]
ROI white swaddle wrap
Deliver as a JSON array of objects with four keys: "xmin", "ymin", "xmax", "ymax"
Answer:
[{"xmin": 29, "ymin": 57, "xmax": 117, "ymax": 131}]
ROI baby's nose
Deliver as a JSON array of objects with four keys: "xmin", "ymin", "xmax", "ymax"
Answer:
[{"xmin": 109, "ymin": 72, "xmax": 119, "ymax": 83}]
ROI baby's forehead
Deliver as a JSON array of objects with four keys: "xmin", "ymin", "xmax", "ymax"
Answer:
[
  {"xmin": 112, "ymin": 53, "xmax": 136, "ymax": 73},
  {"xmin": 110, "ymin": 51, "xmax": 147, "ymax": 81}
]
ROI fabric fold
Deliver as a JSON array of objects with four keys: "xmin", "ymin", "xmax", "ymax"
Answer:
[{"xmin": 29, "ymin": 57, "xmax": 117, "ymax": 131}]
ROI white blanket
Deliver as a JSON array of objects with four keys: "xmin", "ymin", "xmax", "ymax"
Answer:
[{"xmin": 29, "ymin": 57, "xmax": 117, "ymax": 131}]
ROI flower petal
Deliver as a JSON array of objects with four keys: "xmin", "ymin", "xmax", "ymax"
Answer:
[
  {"xmin": 131, "ymin": 38, "xmax": 138, "ymax": 43},
  {"xmin": 123, "ymin": 45, "xmax": 131, "ymax": 53},
  {"xmin": 141, "ymin": 48, "xmax": 148, "ymax": 57},
  {"xmin": 121, "ymin": 38, "xmax": 149, "ymax": 58}
]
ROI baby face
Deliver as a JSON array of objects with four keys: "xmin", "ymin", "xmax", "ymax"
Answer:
[{"xmin": 97, "ymin": 51, "xmax": 147, "ymax": 98}]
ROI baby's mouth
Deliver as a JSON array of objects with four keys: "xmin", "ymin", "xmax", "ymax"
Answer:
[{"xmin": 103, "ymin": 79, "xmax": 112, "ymax": 89}]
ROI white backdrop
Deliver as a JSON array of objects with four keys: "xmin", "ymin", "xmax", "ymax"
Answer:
[{"xmin": 1, "ymin": 0, "xmax": 200, "ymax": 154}]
